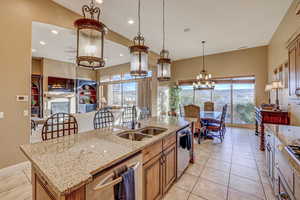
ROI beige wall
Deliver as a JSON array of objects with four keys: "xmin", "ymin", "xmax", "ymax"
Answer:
[
  {"xmin": 97, "ymin": 63, "xmax": 131, "ymax": 79},
  {"xmin": 43, "ymin": 58, "xmax": 96, "ymax": 81},
  {"xmin": 268, "ymin": 0, "xmax": 300, "ymax": 125},
  {"xmin": 32, "ymin": 58, "xmax": 42, "ymax": 75},
  {"xmin": 171, "ymin": 46, "xmax": 269, "ymax": 106},
  {"xmin": 0, "ymin": 0, "xmax": 158, "ymax": 169},
  {"xmin": 0, "ymin": 0, "xmax": 82, "ymax": 169}
]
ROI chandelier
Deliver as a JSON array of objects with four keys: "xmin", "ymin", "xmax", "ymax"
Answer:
[
  {"xmin": 129, "ymin": 0, "xmax": 149, "ymax": 77},
  {"xmin": 157, "ymin": 0, "xmax": 171, "ymax": 81},
  {"xmin": 193, "ymin": 41, "xmax": 215, "ymax": 90},
  {"xmin": 74, "ymin": 0, "xmax": 107, "ymax": 70}
]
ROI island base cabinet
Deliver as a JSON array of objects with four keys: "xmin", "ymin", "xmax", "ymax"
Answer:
[
  {"xmin": 163, "ymin": 144, "xmax": 177, "ymax": 193},
  {"xmin": 143, "ymin": 153, "xmax": 164, "ymax": 200},
  {"xmin": 143, "ymin": 140, "xmax": 177, "ymax": 200}
]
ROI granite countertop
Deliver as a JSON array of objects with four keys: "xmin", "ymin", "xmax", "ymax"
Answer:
[
  {"xmin": 265, "ymin": 124, "xmax": 300, "ymax": 173},
  {"xmin": 265, "ymin": 124, "xmax": 300, "ymax": 146},
  {"xmin": 20, "ymin": 116, "xmax": 194, "ymax": 196}
]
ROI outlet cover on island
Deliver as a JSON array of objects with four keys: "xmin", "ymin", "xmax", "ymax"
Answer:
[{"xmin": 0, "ymin": 112, "xmax": 4, "ymax": 119}]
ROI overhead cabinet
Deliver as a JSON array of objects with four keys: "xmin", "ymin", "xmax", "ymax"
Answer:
[{"xmin": 288, "ymin": 35, "xmax": 300, "ymax": 96}]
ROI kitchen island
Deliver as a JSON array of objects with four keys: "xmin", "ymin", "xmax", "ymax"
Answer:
[{"xmin": 20, "ymin": 116, "xmax": 194, "ymax": 200}]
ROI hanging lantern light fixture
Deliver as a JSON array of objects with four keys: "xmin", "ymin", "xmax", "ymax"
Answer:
[
  {"xmin": 157, "ymin": 0, "xmax": 171, "ymax": 81},
  {"xmin": 129, "ymin": 0, "xmax": 149, "ymax": 77},
  {"xmin": 74, "ymin": 0, "xmax": 107, "ymax": 70},
  {"xmin": 193, "ymin": 41, "xmax": 215, "ymax": 90}
]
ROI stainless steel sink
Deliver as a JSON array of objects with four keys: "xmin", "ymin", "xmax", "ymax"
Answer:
[
  {"xmin": 140, "ymin": 127, "xmax": 167, "ymax": 136},
  {"xmin": 117, "ymin": 131, "xmax": 152, "ymax": 141}
]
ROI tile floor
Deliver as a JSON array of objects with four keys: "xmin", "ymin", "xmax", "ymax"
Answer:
[
  {"xmin": 0, "ymin": 127, "xmax": 276, "ymax": 200},
  {"xmin": 164, "ymin": 127, "xmax": 276, "ymax": 200}
]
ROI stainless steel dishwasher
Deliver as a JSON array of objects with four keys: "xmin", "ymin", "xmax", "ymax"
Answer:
[
  {"xmin": 86, "ymin": 153, "xmax": 143, "ymax": 200},
  {"xmin": 177, "ymin": 125, "xmax": 192, "ymax": 178}
]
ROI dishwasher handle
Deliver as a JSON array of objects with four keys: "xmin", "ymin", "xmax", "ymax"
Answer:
[{"xmin": 93, "ymin": 162, "xmax": 140, "ymax": 191}]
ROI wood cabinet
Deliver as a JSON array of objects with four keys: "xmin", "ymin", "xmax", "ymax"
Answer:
[
  {"xmin": 288, "ymin": 35, "xmax": 300, "ymax": 96},
  {"xmin": 143, "ymin": 133, "xmax": 177, "ymax": 200},
  {"xmin": 31, "ymin": 75, "xmax": 43, "ymax": 117},
  {"xmin": 143, "ymin": 154, "xmax": 164, "ymax": 200},
  {"xmin": 162, "ymin": 144, "xmax": 177, "ymax": 193}
]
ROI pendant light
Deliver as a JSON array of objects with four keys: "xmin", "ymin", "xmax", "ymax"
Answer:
[
  {"xmin": 129, "ymin": 0, "xmax": 149, "ymax": 77},
  {"xmin": 74, "ymin": 0, "xmax": 107, "ymax": 70},
  {"xmin": 157, "ymin": 0, "xmax": 171, "ymax": 81},
  {"xmin": 193, "ymin": 41, "xmax": 215, "ymax": 90}
]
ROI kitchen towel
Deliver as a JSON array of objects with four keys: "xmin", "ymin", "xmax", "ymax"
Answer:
[
  {"xmin": 179, "ymin": 130, "xmax": 192, "ymax": 150},
  {"xmin": 114, "ymin": 167, "xmax": 135, "ymax": 200}
]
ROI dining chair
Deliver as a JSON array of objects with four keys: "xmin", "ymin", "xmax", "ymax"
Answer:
[
  {"xmin": 184, "ymin": 104, "xmax": 204, "ymax": 144},
  {"xmin": 94, "ymin": 108, "xmax": 114, "ymax": 129},
  {"xmin": 204, "ymin": 101, "xmax": 214, "ymax": 112},
  {"xmin": 139, "ymin": 107, "xmax": 151, "ymax": 120},
  {"xmin": 31, "ymin": 120, "xmax": 36, "ymax": 131},
  {"xmin": 206, "ymin": 104, "xmax": 228, "ymax": 142},
  {"xmin": 41, "ymin": 113, "xmax": 78, "ymax": 141},
  {"xmin": 179, "ymin": 104, "xmax": 185, "ymax": 117},
  {"xmin": 121, "ymin": 106, "xmax": 138, "ymax": 126}
]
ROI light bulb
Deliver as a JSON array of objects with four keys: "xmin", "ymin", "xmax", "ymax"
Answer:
[{"xmin": 85, "ymin": 45, "xmax": 97, "ymax": 56}]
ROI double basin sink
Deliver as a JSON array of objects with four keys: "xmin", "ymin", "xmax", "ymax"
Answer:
[{"xmin": 117, "ymin": 127, "xmax": 167, "ymax": 141}]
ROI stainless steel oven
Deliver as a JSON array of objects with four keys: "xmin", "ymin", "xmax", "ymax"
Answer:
[{"xmin": 177, "ymin": 125, "xmax": 192, "ymax": 178}]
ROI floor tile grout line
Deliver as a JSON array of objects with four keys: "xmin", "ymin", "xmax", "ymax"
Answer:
[{"xmin": 251, "ymin": 132, "xmax": 268, "ymax": 200}]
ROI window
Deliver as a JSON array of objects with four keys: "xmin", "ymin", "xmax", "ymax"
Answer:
[
  {"xmin": 107, "ymin": 81, "xmax": 138, "ymax": 106},
  {"xmin": 179, "ymin": 76, "xmax": 255, "ymax": 125},
  {"xmin": 180, "ymin": 86, "xmax": 194, "ymax": 105},
  {"xmin": 195, "ymin": 89, "xmax": 212, "ymax": 111},
  {"xmin": 111, "ymin": 74, "xmax": 121, "ymax": 81},
  {"xmin": 123, "ymin": 82, "xmax": 137, "ymax": 106},
  {"xmin": 213, "ymin": 84, "xmax": 231, "ymax": 123},
  {"xmin": 108, "ymin": 83, "xmax": 122, "ymax": 106},
  {"xmin": 232, "ymin": 83, "xmax": 255, "ymax": 124},
  {"xmin": 157, "ymin": 86, "xmax": 169, "ymax": 115}
]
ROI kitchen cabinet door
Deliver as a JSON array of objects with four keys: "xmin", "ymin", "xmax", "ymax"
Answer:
[
  {"xmin": 295, "ymin": 170, "xmax": 300, "ymax": 199},
  {"xmin": 296, "ymin": 40, "xmax": 300, "ymax": 89},
  {"xmin": 289, "ymin": 44, "xmax": 297, "ymax": 95},
  {"xmin": 163, "ymin": 143, "xmax": 177, "ymax": 193},
  {"xmin": 143, "ymin": 153, "xmax": 163, "ymax": 200}
]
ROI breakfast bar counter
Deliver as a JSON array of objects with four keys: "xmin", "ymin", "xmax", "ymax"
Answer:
[{"xmin": 20, "ymin": 116, "xmax": 194, "ymax": 199}]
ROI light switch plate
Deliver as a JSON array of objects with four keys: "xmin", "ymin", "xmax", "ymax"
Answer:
[
  {"xmin": 16, "ymin": 95, "xmax": 28, "ymax": 102},
  {"xmin": 24, "ymin": 110, "xmax": 28, "ymax": 117},
  {"xmin": 0, "ymin": 112, "xmax": 4, "ymax": 119}
]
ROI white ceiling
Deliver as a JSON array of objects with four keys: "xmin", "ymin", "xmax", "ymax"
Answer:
[
  {"xmin": 32, "ymin": 22, "xmax": 130, "ymax": 66},
  {"xmin": 53, "ymin": 0, "xmax": 293, "ymax": 60}
]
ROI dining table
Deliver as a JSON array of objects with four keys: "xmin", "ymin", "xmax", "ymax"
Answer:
[
  {"xmin": 199, "ymin": 111, "xmax": 222, "ymax": 141},
  {"xmin": 200, "ymin": 111, "xmax": 222, "ymax": 121}
]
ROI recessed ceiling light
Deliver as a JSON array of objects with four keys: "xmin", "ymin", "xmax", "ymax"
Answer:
[
  {"xmin": 96, "ymin": 0, "xmax": 103, "ymax": 4},
  {"xmin": 39, "ymin": 41, "xmax": 46, "ymax": 45},
  {"xmin": 32, "ymin": 49, "xmax": 36, "ymax": 52},
  {"xmin": 128, "ymin": 19, "xmax": 135, "ymax": 25},
  {"xmin": 51, "ymin": 30, "xmax": 58, "ymax": 35},
  {"xmin": 120, "ymin": 53, "xmax": 124, "ymax": 57}
]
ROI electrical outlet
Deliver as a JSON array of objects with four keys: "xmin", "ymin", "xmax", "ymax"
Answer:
[
  {"xmin": 0, "ymin": 112, "xmax": 4, "ymax": 119},
  {"xmin": 24, "ymin": 110, "xmax": 28, "ymax": 117}
]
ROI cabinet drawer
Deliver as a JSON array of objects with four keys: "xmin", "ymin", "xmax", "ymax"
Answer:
[
  {"xmin": 143, "ymin": 141, "xmax": 163, "ymax": 163},
  {"xmin": 163, "ymin": 133, "xmax": 176, "ymax": 150}
]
